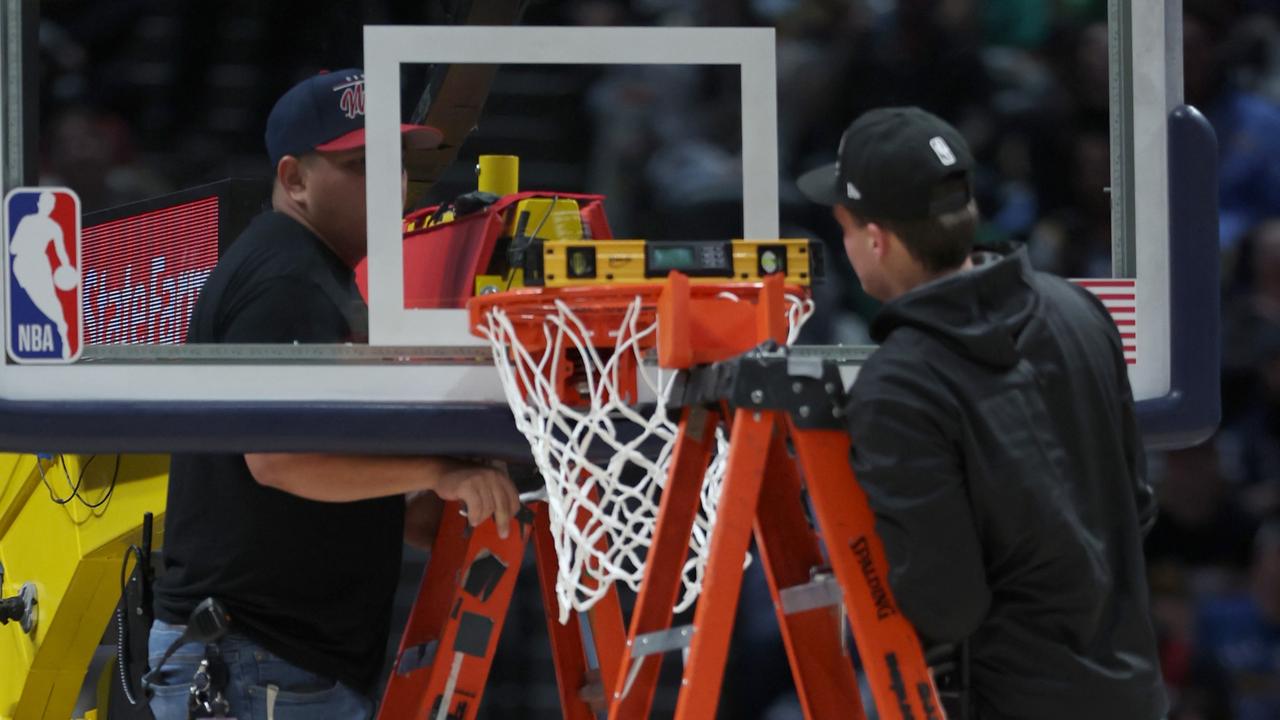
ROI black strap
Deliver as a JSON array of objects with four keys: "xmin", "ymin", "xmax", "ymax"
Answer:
[{"xmin": 927, "ymin": 640, "xmax": 972, "ymax": 720}]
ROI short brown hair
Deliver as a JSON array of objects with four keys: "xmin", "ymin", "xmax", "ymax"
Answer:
[{"xmin": 851, "ymin": 177, "xmax": 978, "ymax": 273}]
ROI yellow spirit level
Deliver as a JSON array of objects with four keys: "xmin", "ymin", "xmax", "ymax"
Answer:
[{"xmin": 520, "ymin": 238, "xmax": 821, "ymax": 288}]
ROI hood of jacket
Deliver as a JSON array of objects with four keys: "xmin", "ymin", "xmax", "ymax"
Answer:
[{"xmin": 870, "ymin": 248, "xmax": 1038, "ymax": 369}]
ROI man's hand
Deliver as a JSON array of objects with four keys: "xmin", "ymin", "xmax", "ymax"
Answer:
[{"xmin": 433, "ymin": 461, "xmax": 520, "ymax": 539}]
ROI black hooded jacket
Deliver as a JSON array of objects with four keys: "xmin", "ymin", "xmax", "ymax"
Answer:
[{"xmin": 845, "ymin": 249, "xmax": 1167, "ymax": 719}]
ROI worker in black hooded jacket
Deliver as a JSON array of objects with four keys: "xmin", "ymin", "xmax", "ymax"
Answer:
[{"xmin": 798, "ymin": 107, "xmax": 1168, "ymax": 720}]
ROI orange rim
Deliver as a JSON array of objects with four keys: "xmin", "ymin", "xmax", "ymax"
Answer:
[{"xmin": 468, "ymin": 279, "xmax": 802, "ymax": 352}]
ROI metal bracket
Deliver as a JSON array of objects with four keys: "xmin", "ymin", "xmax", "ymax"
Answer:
[
  {"xmin": 0, "ymin": 581, "xmax": 37, "ymax": 634},
  {"xmin": 779, "ymin": 574, "xmax": 842, "ymax": 615},
  {"xmin": 616, "ymin": 624, "xmax": 697, "ymax": 702},
  {"xmin": 674, "ymin": 343, "xmax": 848, "ymax": 429},
  {"xmin": 15, "ymin": 582, "xmax": 36, "ymax": 633},
  {"xmin": 629, "ymin": 624, "xmax": 695, "ymax": 659}
]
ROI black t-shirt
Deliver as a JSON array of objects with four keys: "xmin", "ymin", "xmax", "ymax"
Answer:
[{"xmin": 154, "ymin": 211, "xmax": 404, "ymax": 694}]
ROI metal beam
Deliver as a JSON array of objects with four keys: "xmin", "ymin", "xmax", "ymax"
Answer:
[{"xmin": 0, "ymin": 0, "xmax": 36, "ymax": 195}]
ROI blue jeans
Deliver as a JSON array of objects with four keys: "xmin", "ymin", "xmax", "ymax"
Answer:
[{"xmin": 147, "ymin": 620, "xmax": 375, "ymax": 720}]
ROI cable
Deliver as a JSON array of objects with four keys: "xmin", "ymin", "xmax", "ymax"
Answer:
[
  {"xmin": 117, "ymin": 543, "xmax": 146, "ymax": 705},
  {"xmin": 78, "ymin": 454, "xmax": 121, "ymax": 509},
  {"xmin": 119, "ymin": 544, "xmax": 143, "ymax": 601},
  {"xmin": 36, "ymin": 454, "xmax": 83, "ymax": 504},
  {"xmin": 505, "ymin": 195, "xmax": 559, "ymax": 291},
  {"xmin": 528, "ymin": 195, "xmax": 557, "ymax": 241},
  {"xmin": 35, "ymin": 453, "xmax": 122, "ymax": 509}
]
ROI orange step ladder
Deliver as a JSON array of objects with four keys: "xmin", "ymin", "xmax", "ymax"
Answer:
[{"xmin": 377, "ymin": 273, "xmax": 945, "ymax": 719}]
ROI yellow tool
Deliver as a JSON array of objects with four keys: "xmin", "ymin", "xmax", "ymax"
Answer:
[
  {"xmin": 408, "ymin": 155, "xmax": 525, "ymax": 234},
  {"xmin": 476, "ymin": 154, "xmax": 519, "ymax": 197},
  {"xmin": 525, "ymin": 237, "xmax": 820, "ymax": 288}
]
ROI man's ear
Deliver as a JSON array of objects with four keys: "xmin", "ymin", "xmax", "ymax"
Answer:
[
  {"xmin": 865, "ymin": 222, "xmax": 890, "ymax": 259},
  {"xmin": 277, "ymin": 156, "xmax": 308, "ymax": 204}
]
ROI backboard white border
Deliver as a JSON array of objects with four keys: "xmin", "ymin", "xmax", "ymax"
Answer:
[
  {"xmin": 363, "ymin": 25, "xmax": 779, "ymax": 347},
  {"xmin": 1124, "ymin": 0, "xmax": 1175, "ymax": 400}
]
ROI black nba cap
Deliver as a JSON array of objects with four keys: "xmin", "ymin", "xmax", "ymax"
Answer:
[
  {"xmin": 797, "ymin": 106, "xmax": 974, "ymax": 221},
  {"xmin": 265, "ymin": 68, "xmax": 443, "ymax": 168}
]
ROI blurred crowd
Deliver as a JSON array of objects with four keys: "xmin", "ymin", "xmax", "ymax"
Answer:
[
  {"xmin": 577, "ymin": 4, "xmax": 1280, "ymax": 715},
  {"xmin": 33, "ymin": 0, "xmax": 1280, "ymax": 718}
]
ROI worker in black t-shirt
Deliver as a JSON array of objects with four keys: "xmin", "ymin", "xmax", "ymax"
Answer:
[{"xmin": 148, "ymin": 69, "xmax": 520, "ymax": 720}]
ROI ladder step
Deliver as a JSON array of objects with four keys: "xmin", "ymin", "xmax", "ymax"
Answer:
[
  {"xmin": 629, "ymin": 624, "xmax": 695, "ymax": 658},
  {"xmin": 779, "ymin": 575, "xmax": 842, "ymax": 615}
]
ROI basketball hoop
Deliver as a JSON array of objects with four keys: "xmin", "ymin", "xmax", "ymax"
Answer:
[{"xmin": 470, "ymin": 274, "xmax": 814, "ymax": 622}]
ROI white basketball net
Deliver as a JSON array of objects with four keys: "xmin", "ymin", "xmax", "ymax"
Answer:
[{"xmin": 478, "ymin": 291, "xmax": 814, "ymax": 623}]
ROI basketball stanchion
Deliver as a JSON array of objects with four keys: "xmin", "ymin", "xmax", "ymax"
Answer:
[{"xmin": 378, "ymin": 271, "xmax": 943, "ymax": 720}]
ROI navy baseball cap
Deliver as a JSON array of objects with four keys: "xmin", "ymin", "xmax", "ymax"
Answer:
[
  {"xmin": 797, "ymin": 107, "xmax": 974, "ymax": 221},
  {"xmin": 265, "ymin": 69, "xmax": 443, "ymax": 168}
]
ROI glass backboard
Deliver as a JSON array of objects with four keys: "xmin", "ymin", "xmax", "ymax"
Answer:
[{"xmin": 0, "ymin": 5, "xmax": 1217, "ymax": 453}]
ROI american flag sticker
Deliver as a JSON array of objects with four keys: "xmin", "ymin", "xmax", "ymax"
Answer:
[{"xmin": 1072, "ymin": 279, "xmax": 1137, "ymax": 365}]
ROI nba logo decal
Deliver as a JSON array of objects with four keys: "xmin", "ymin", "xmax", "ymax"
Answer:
[{"xmin": 4, "ymin": 188, "xmax": 83, "ymax": 363}]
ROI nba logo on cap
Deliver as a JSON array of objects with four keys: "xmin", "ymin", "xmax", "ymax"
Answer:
[{"xmin": 4, "ymin": 188, "xmax": 83, "ymax": 363}]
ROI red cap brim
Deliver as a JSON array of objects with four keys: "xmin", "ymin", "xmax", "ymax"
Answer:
[{"xmin": 315, "ymin": 124, "xmax": 444, "ymax": 154}]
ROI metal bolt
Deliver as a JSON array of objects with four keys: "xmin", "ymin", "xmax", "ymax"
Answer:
[
  {"xmin": 825, "ymin": 382, "xmax": 836, "ymax": 394},
  {"xmin": 750, "ymin": 389, "xmax": 764, "ymax": 404},
  {"xmin": 832, "ymin": 406, "xmax": 844, "ymax": 418},
  {"xmin": 753, "ymin": 412, "xmax": 762, "ymax": 422},
  {"xmin": 799, "ymin": 406, "xmax": 811, "ymax": 418},
  {"xmin": 792, "ymin": 381, "xmax": 803, "ymax": 394}
]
